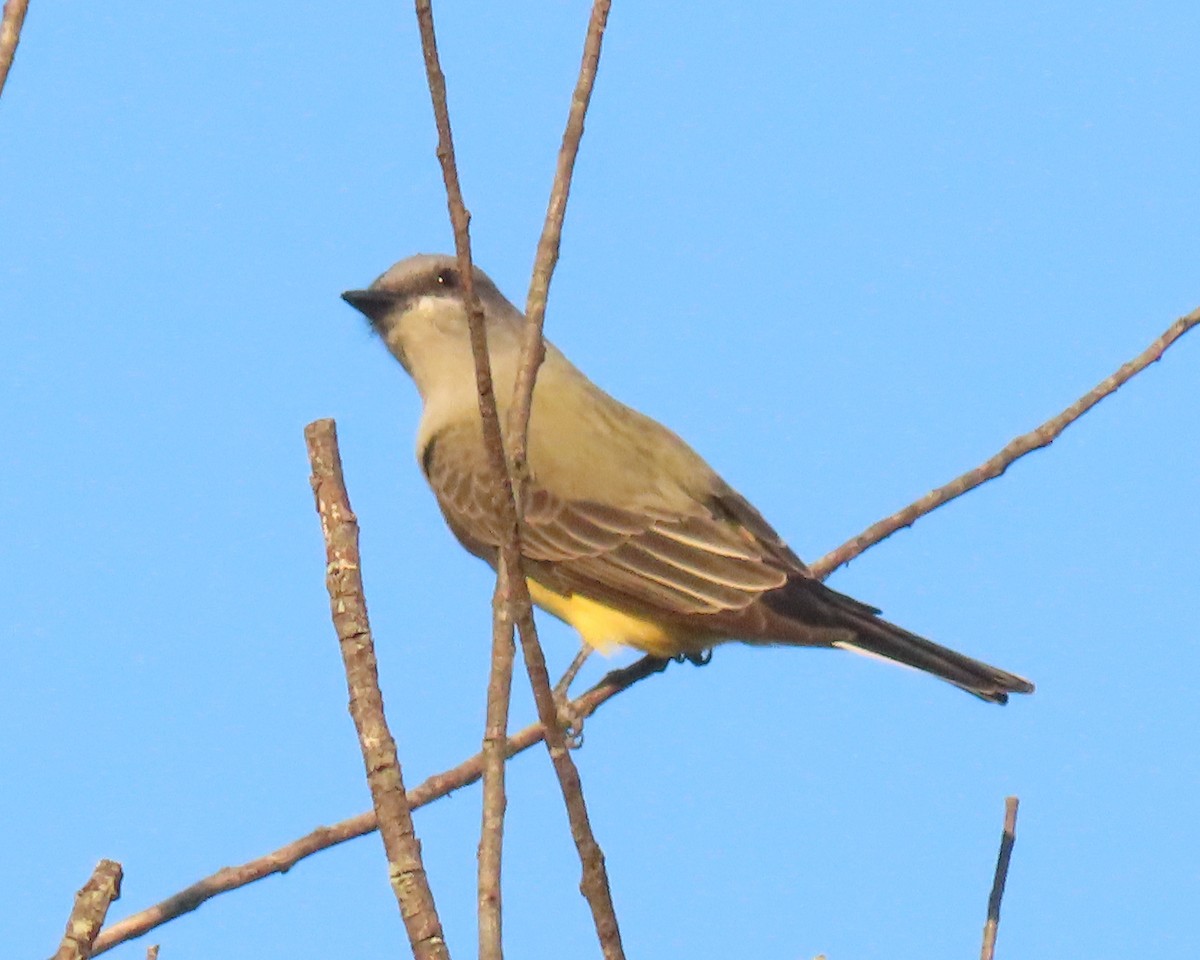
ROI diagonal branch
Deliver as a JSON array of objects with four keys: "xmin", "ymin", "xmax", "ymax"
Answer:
[
  {"xmin": 0, "ymin": 0, "xmax": 30, "ymax": 99},
  {"xmin": 89, "ymin": 302, "xmax": 1196, "ymax": 955},
  {"xmin": 509, "ymin": 0, "xmax": 613, "ymax": 467},
  {"xmin": 53, "ymin": 859, "xmax": 123, "ymax": 960},
  {"xmin": 813, "ymin": 305, "xmax": 1199, "ymax": 578},
  {"xmin": 89, "ymin": 669, "xmax": 647, "ymax": 956},
  {"xmin": 305, "ymin": 419, "xmax": 450, "ymax": 960}
]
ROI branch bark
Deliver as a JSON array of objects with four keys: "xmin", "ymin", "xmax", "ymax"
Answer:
[
  {"xmin": 413, "ymin": 3, "xmax": 624, "ymax": 958},
  {"xmin": 305, "ymin": 418, "xmax": 450, "ymax": 960},
  {"xmin": 503, "ymin": 3, "xmax": 623, "ymax": 957},
  {"xmin": 813, "ymin": 305, "xmax": 1200, "ymax": 577},
  {"xmin": 980, "ymin": 796, "xmax": 1020, "ymax": 960},
  {"xmin": 0, "ymin": 0, "xmax": 30, "ymax": 99},
  {"xmin": 53, "ymin": 860, "xmax": 122, "ymax": 960},
  {"xmin": 510, "ymin": 0, "xmax": 613, "ymax": 465},
  {"xmin": 411, "ymin": 5, "xmax": 518, "ymax": 957},
  {"xmin": 90, "ymin": 667, "xmax": 650, "ymax": 955}
]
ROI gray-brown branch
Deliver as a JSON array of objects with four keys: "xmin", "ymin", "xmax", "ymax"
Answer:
[
  {"xmin": 53, "ymin": 860, "xmax": 122, "ymax": 960},
  {"xmin": 0, "ymin": 0, "xmax": 31, "ymax": 98},
  {"xmin": 90, "ymin": 669, "xmax": 645, "ymax": 955},
  {"xmin": 413, "ymin": 2, "xmax": 624, "ymax": 958},
  {"xmin": 306, "ymin": 419, "xmax": 450, "ymax": 960},
  {"xmin": 412, "ymin": 4, "xmax": 520, "ymax": 957},
  {"xmin": 814, "ymin": 305, "xmax": 1199, "ymax": 577}
]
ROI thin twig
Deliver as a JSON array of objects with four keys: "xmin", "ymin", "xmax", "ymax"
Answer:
[
  {"xmin": 509, "ymin": 0, "xmax": 613, "ymax": 470},
  {"xmin": 91, "ymin": 305, "xmax": 1196, "ymax": 954},
  {"xmin": 412, "ymin": 5, "xmax": 518, "ymax": 958},
  {"xmin": 813, "ymin": 305, "xmax": 1200, "ymax": 578},
  {"xmin": 500, "ymin": 3, "xmax": 624, "ymax": 957},
  {"xmin": 145, "ymin": 947, "xmax": 158, "ymax": 960},
  {"xmin": 980, "ymin": 797, "xmax": 1020, "ymax": 960},
  {"xmin": 0, "ymin": 0, "xmax": 30, "ymax": 98},
  {"xmin": 414, "ymin": 3, "xmax": 624, "ymax": 958},
  {"xmin": 305, "ymin": 419, "xmax": 450, "ymax": 960},
  {"xmin": 53, "ymin": 860, "xmax": 122, "ymax": 960},
  {"xmin": 478, "ymin": 556, "xmax": 515, "ymax": 960}
]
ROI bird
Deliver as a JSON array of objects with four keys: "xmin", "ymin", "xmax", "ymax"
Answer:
[{"xmin": 342, "ymin": 254, "xmax": 1034, "ymax": 703}]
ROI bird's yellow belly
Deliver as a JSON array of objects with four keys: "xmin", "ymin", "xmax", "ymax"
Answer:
[{"xmin": 526, "ymin": 579, "xmax": 696, "ymax": 659}]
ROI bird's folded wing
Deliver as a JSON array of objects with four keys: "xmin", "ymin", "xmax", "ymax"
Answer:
[{"xmin": 422, "ymin": 429, "xmax": 805, "ymax": 620}]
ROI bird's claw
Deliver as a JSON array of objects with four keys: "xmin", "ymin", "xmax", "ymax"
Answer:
[{"xmin": 554, "ymin": 690, "xmax": 585, "ymax": 749}]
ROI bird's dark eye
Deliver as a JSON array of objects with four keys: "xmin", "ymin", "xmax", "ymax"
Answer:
[{"xmin": 435, "ymin": 268, "xmax": 459, "ymax": 289}]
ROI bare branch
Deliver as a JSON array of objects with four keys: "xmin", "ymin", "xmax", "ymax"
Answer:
[
  {"xmin": 92, "ymin": 306, "xmax": 1195, "ymax": 955},
  {"xmin": 412, "ymin": 5, "xmax": 519, "ymax": 957},
  {"xmin": 478, "ymin": 559, "xmax": 515, "ymax": 960},
  {"xmin": 54, "ymin": 860, "xmax": 122, "ymax": 960},
  {"xmin": 813, "ymin": 306, "xmax": 1200, "ymax": 578},
  {"xmin": 502, "ymin": 3, "xmax": 624, "ymax": 956},
  {"xmin": 980, "ymin": 796, "xmax": 1020, "ymax": 960},
  {"xmin": 89, "ymin": 654, "xmax": 655, "ymax": 955},
  {"xmin": 509, "ymin": 0, "xmax": 613, "ymax": 470},
  {"xmin": 414, "ymin": 3, "xmax": 624, "ymax": 957},
  {"xmin": 305, "ymin": 418, "xmax": 450, "ymax": 960},
  {"xmin": 0, "ymin": 0, "xmax": 30, "ymax": 99}
]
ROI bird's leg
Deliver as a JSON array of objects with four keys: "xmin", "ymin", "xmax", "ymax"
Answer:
[
  {"xmin": 553, "ymin": 644, "xmax": 593, "ymax": 700},
  {"xmin": 553, "ymin": 645, "xmax": 593, "ymax": 748},
  {"xmin": 680, "ymin": 649, "xmax": 713, "ymax": 667},
  {"xmin": 591, "ymin": 653, "xmax": 672, "ymax": 692}
]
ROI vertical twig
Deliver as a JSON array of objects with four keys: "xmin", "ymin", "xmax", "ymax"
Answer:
[
  {"xmin": 411, "ymin": 6, "xmax": 517, "ymax": 958},
  {"xmin": 0, "ymin": 0, "xmax": 29, "ymax": 98},
  {"xmin": 980, "ymin": 796, "xmax": 1020, "ymax": 960},
  {"xmin": 54, "ymin": 860, "xmax": 123, "ymax": 960},
  {"xmin": 477, "ymin": 557, "xmax": 515, "ymax": 960},
  {"xmin": 305, "ymin": 418, "xmax": 450, "ymax": 960},
  {"xmin": 503, "ymin": 3, "xmax": 625, "ymax": 957},
  {"xmin": 413, "ymin": 4, "xmax": 625, "ymax": 957}
]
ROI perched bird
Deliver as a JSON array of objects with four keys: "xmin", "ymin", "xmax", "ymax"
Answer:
[{"xmin": 343, "ymin": 254, "xmax": 1034, "ymax": 703}]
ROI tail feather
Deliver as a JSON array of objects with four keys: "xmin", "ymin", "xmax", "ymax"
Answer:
[
  {"xmin": 768, "ymin": 579, "xmax": 1035, "ymax": 703},
  {"xmin": 832, "ymin": 611, "xmax": 1035, "ymax": 703}
]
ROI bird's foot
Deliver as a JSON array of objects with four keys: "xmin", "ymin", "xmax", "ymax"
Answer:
[
  {"xmin": 677, "ymin": 648, "xmax": 713, "ymax": 667},
  {"xmin": 553, "ymin": 689, "xmax": 586, "ymax": 749}
]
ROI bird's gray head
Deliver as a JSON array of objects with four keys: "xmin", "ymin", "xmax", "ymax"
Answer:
[{"xmin": 342, "ymin": 254, "xmax": 526, "ymax": 399}]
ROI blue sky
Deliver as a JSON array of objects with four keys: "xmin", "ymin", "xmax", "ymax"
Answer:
[{"xmin": 3, "ymin": 3, "xmax": 1198, "ymax": 958}]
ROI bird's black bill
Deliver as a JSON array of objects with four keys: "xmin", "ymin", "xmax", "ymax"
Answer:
[{"xmin": 341, "ymin": 288, "xmax": 403, "ymax": 323}]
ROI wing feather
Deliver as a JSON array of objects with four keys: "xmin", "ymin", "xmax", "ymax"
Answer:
[{"xmin": 421, "ymin": 424, "xmax": 796, "ymax": 622}]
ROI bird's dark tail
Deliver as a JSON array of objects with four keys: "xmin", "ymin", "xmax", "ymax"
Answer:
[
  {"xmin": 834, "ymin": 611, "xmax": 1034, "ymax": 703},
  {"xmin": 770, "ymin": 581, "xmax": 1035, "ymax": 703}
]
